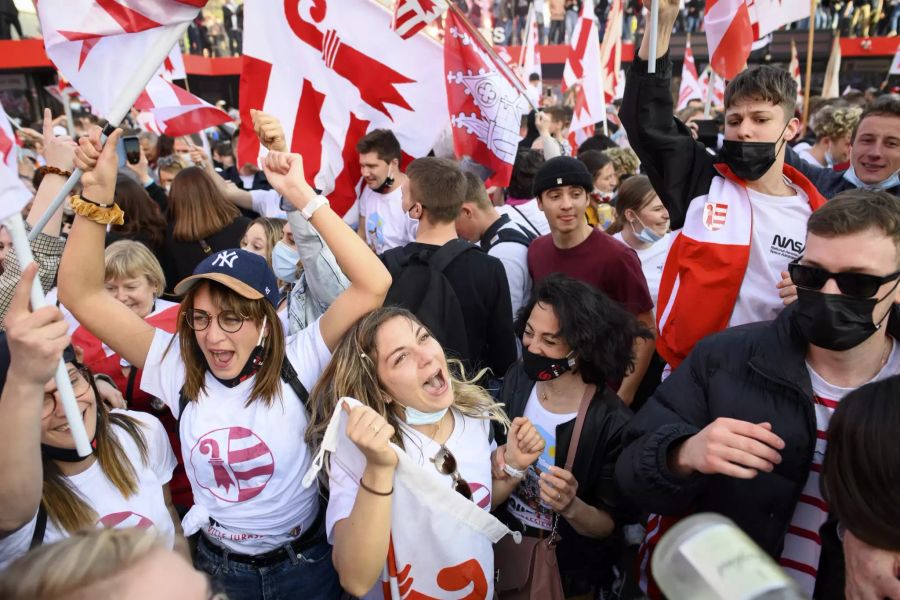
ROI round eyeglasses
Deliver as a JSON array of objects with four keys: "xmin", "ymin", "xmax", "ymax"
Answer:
[{"xmin": 184, "ymin": 309, "xmax": 247, "ymax": 333}]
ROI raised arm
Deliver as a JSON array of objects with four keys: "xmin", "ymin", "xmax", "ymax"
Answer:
[
  {"xmin": 263, "ymin": 152, "xmax": 391, "ymax": 351},
  {"xmin": 286, "ymin": 210, "xmax": 349, "ymax": 311},
  {"xmin": 57, "ymin": 127, "xmax": 156, "ymax": 370}
]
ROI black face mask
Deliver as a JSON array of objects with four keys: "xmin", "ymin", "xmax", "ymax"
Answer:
[
  {"xmin": 213, "ymin": 344, "xmax": 265, "ymax": 388},
  {"xmin": 41, "ymin": 409, "xmax": 99, "ymax": 462},
  {"xmin": 522, "ymin": 348, "xmax": 575, "ymax": 381},
  {"xmin": 373, "ymin": 166, "xmax": 395, "ymax": 194},
  {"xmin": 718, "ymin": 121, "xmax": 790, "ymax": 181},
  {"xmin": 793, "ymin": 283, "xmax": 899, "ymax": 351}
]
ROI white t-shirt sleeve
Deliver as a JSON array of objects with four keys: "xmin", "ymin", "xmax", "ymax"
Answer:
[
  {"xmin": 139, "ymin": 329, "xmax": 187, "ymax": 416},
  {"xmin": 118, "ymin": 410, "xmax": 177, "ymax": 485},
  {"xmin": 284, "ymin": 316, "xmax": 333, "ymax": 392},
  {"xmin": 489, "ymin": 244, "xmax": 530, "ymax": 318},
  {"xmin": 250, "ymin": 189, "xmax": 287, "ymax": 218},
  {"xmin": 0, "ymin": 513, "xmax": 37, "ymax": 568}
]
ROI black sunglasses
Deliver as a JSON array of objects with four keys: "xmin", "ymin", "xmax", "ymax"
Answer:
[
  {"xmin": 431, "ymin": 445, "xmax": 472, "ymax": 500},
  {"xmin": 789, "ymin": 260, "xmax": 900, "ymax": 299}
]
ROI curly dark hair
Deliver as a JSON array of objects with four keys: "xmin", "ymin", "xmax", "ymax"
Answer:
[{"xmin": 515, "ymin": 274, "xmax": 652, "ymax": 385}]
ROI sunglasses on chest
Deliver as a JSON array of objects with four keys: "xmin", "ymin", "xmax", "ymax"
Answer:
[
  {"xmin": 789, "ymin": 260, "xmax": 900, "ymax": 299},
  {"xmin": 430, "ymin": 445, "xmax": 473, "ymax": 501}
]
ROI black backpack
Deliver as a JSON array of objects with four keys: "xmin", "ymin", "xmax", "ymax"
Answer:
[
  {"xmin": 479, "ymin": 214, "xmax": 536, "ymax": 253},
  {"xmin": 382, "ymin": 239, "xmax": 477, "ymax": 361}
]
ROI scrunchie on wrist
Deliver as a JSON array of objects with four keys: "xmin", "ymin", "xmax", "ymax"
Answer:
[{"xmin": 70, "ymin": 194, "xmax": 125, "ymax": 226}]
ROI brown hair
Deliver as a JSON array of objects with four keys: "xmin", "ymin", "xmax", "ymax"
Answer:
[
  {"xmin": 110, "ymin": 175, "xmax": 167, "ymax": 251},
  {"xmin": 724, "ymin": 65, "xmax": 798, "ymax": 123},
  {"xmin": 306, "ymin": 307, "xmax": 509, "ymax": 453},
  {"xmin": 853, "ymin": 94, "xmax": 900, "ymax": 140},
  {"xmin": 170, "ymin": 280, "xmax": 285, "ymax": 406},
  {"xmin": 167, "ymin": 167, "xmax": 241, "ymax": 242},
  {"xmin": 406, "ymin": 157, "xmax": 466, "ymax": 223},
  {"xmin": 463, "ymin": 171, "xmax": 491, "ymax": 210},
  {"xmin": 42, "ymin": 367, "xmax": 149, "ymax": 533},
  {"xmin": 356, "ymin": 129, "xmax": 401, "ymax": 164},
  {"xmin": 606, "ymin": 175, "xmax": 657, "ymax": 235},
  {"xmin": 806, "ymin": 189, "xmax": 900, "ymax": 262}
]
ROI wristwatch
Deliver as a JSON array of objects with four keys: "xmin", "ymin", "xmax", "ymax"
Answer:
[{"xmin": 301, "ymin": 194, "xmax": 329, "ymax": 220}]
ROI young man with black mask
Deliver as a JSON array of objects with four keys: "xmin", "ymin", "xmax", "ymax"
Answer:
[
  {"xmin": 620, "ymin": 0, "xmax": 827, "ymax": 371},
  {"xmin": 616, "ymin": 190, "xmax": 900, "ymax": 599},
  {"xmin": 356, "ymin": 129, "xmax": 416, "ymax": 255}
]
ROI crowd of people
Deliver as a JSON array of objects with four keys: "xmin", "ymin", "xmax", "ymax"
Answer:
[{"xmin": 1, "ymin": 0, "xmax": 900, "ymax": 598}]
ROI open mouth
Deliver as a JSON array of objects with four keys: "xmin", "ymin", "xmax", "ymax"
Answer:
[
  {"xmin": 423, "ymin": 368, "xmax": 449, "ymax": 396},
  {"xmin": 209, "ymin": 350, "xmax": 236, "ymax": 371}
]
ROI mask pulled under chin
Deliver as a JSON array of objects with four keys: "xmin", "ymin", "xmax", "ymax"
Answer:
[
  {"xmin": 522, "ymin": 348, "xmax": 576, "ymax": 381},
  {"xmin": 214, "ymin": 345, "xmax": 265, "ymax": 388},
  {"xmin": 718, "ymin": 122, "xmax": 789, "ymax": 182},
  {"xmin": 41, "ymin": 410, "xmax": 100, "ymax": 462},
  {"xmin": 842, "ymin": 165, "xmax": 900, "ymax": 192},
  {"xmin": 373, "ymin": 166, "xmax": 395, "ymax": 194},
  {"xmin": 792, "ymin": 285, "xmax": 898, "ymax": 351}
]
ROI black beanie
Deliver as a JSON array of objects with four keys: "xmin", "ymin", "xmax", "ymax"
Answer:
[{"xmin": 531, "ymin": 156, "xmax": 594, "ymax": 198}]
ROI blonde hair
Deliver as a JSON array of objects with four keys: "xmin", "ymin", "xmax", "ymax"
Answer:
[
  {"xmin": 813, "ymin": 105, "xmax": 862, "ymax": 141},
  {"xmin": 0, "ymin": 528, "xmax": 163, "ymax": 600},
  {"xmin": 306, "ymin": 307, "xmax": 510, "ymax": 453},
  {"xmin": 603, "ymin": 147, "xmax": 640, "ymax": 177},
  {"xmin": 104, "ymin": 240, "xmax": 166, "ymax": 294},
  {"xmin": 244, "ymin": 217, "xmax": 286, "ymax": 267}
]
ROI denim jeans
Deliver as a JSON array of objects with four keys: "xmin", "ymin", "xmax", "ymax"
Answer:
[{"xmin": 196, "ymin": 536, "xmax": 342, "ymax": 600}]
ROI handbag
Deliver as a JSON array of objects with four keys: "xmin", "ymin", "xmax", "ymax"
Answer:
[{"xmin": 494, "ymin": 384, "xmax": 594, "ymax": 600}]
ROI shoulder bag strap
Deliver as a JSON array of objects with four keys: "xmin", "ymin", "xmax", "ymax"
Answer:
[
  {"xmin": 509, "ymin": 204, "xmax": 541, "ymax": 237},
  {"xmin": 280, "ymin": 356, "xmax": 310, "ymax": 410},
  {"xmin": 125, "ymin": 366, "xmax": 138, "ymax": 405},
  {"xmin": 30, "ymin": 504, "xmax": 48, "ymax": 550},
  {"xmin": 564, "ymin": 384, "xmax": 595, "ymax": 472}
]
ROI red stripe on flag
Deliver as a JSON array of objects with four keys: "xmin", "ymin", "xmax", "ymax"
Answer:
[
  {"xmin": 160, "ymin": 107, "xmax": 232, "ymax": 137},
  {"xmin": 238, "ymin": 54, "xmax": 272, "ymax": 168},
  {"xmin": 167, "ymin": 80, "xmax": 202, "ymax": 106},
  {"xmin": 329, "ymin": 113, "xmax": 371, "ymax": 217},
  {"xmin": 96, "ymin": 0, "xmax": 162, "ymax": 33},
  {"xmin": 290, "ymin": 79, "xmax": 326, "ymax": 189},
  {"xmin": 709, "ymin": 2, "xmax": 753, "ymax": 79},
  {"xmin": 779, "ymin": 557, "xmax": 819, "ymax": 578},
  {"xmin": 133, "ymin": 90, "xmax": 154, "ymax": 111}
]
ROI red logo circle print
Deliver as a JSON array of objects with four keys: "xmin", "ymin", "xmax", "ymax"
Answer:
[
  {"xmin": 98, "ymin": 511, "xmax": 154, "ymax": 529},
  {"xmin": 190, "ymin": 427, "xmax": 275, "ymax": 502}
]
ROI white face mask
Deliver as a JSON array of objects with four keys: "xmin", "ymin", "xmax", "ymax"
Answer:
[
  {"xmin": 272, "ymin": 241, "xmax": 300, "ymax": 283},
  {"xmin": 843, "ymin": 165, "xmax": 900, "ymax": 191}
]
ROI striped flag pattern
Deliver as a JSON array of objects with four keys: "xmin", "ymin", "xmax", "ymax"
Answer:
[
  {"xmin": 704, "ymin": 0, "xmax": 753, "ymax": 79},
  {"xmin": 391, "ymin": 0, "xmax": 449, "ymax": 39}
]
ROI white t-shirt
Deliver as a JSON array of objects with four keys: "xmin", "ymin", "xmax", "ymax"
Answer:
[
  {"xmin": 487, "ymin": 220, "xmax": 533, "ymax": 318},
  {"xmin": 506, "ymin": 387, "xmax": 576, "ymax": 531},
  {"xmin": 613, "ymin": 231, "xmax": 672, "ymax": 308},
  {"xmin": 326, "ymin": 409, "xmax": 495, "ymax": 599},
  {"xmin": 0, "ymin": 410, "xmax": 176, "ymax": 569},
  {"xmin": 140, "ymin": 318, "xmax": 333, "ymax": 554},
  {"xmin": 728, "ymin": 183, "xmax": 810, "ymax": 327},
  {"xmin": 780, "ymin": 340, "xmax": 900, "ymax": 596},
  {"xmin": 358, "ymin": 185, "xmax": 417, "ymax": 255},
  {"xmin": 498, "ymin": 199, "xmax": 551, "ymax": 237},
  {"xmin": 796, "ymin": 147, "xmax": 826, "ymax": 169},
  {"xmin": 249, "ymin": 189, "xmax": 288, "ymax": 218}
]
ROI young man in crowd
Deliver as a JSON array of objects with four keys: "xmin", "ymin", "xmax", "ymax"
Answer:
[
  {"xmin": 527, "ymin": 155, "xmax": 655, "ymax": 405},
  {"xmin": 616, "ymin": 190, "xmax": 900, "ymax": 598},
  {"xmin": 497, "ymin": 150, "xmax": 551, "ymax": 237},
  {"xmin": 795, "ymin": 105, "xmax": 860, "ymax": 169},
  {"xmin": 455, "ymin": 171, "xmax": 534, "ymax": 318},
  {"xmin": 789, "ymin": 95, "xmax": 900, "ymax": 198},
  {"xmin": 356, "ymin": 129, "xmax": 416, "ymax": 255},
  {"xmin": 621, "ymin": 0, "xmax": 826, "ymax": 371},
  {"xmin": 383, "ymin": 157, "xmax": 517, "ymax": 378}
]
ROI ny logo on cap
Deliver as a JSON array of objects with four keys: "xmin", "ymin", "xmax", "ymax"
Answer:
[
  {"xmin": 212, "ymin": 250, "xmax": 239, "ymax": 269},
  {"xmin": 556, "ymin": 178, "xmax": 563, "ymax": 184}
]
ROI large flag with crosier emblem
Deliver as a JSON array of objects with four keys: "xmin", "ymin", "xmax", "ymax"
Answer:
[
  {"xmin": 37, "ymin": 0, "xmax": 207, "ymax": 119},
  {"xmin": 240, "ymin": 0, "xmax": 448, "ymax": 216},
  {"xmin": 563, "ymin": 0, "xmax": 606, "ymax": 136},
  {"xmin": 677, "ymin": 38, "xmax": 704, "ymax": 110},
  {"xmin": 704, "ymin": 0, "xmax": 753, "ymax": 79},
  {"xmin": 444, "ymin": 9, "xmax": 529, "ymax": 187},
  {"xmin": 391, "ymin": 0, "xmax": 449, "ymax": 39},
  {"xmin": 747, "ymin": 0, "xmax": 810, "ymax": 39},
  {"xmin": 134, "ymin": 75, "xmax": 231, "ymax": 136},
  {"xmin": 0, "ymin": 101, "xmax": 31, "ymax": 219},
  {"xmin": 790, "ymin": 39, "xmax": 802, "ymax": 106}
]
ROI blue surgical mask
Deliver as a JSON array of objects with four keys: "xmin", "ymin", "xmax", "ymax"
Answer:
[
  {"xmin": 824, "ymin": 149, "xmax": 835, "ymax": 168},
  {"xmin": 403, "ymin": 405, "xmax": 449, "ymax": 425},
  {"xmin": 630, "ymin": 215, "xmax": 664, "ymax": 244},
  {"xmin": 843, "ymin": 165, "xmax": 900, "ymax": 191},
  {"xmin": 272, "ymin": 241, "xmax": 300, "ymax": 283}
]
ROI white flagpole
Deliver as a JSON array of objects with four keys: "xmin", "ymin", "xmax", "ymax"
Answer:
[
  {"xmin": 62, "ymin": 90, "xmax": 76, "ymax": 138},
  {"xmin": 704, "ymin": 68, "xmax": 715, "ymax": 117},
  {"xmin": 28, "ymin": 21, "xmax": 191, "ymax": 241},
  {"xmin": 647, "ymin": 0, "xmax": 660, "ymax": 74},
  {"xmin": 4, "ymin": 213, "xmax": 92, "ymax": 456}
]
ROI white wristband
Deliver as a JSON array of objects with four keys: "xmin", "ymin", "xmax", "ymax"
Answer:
[
  {"xmin": 300, "ymin": 194, "xmax": 329, "ymax": 220},
  {"xmin": 502, "ymin": 463, "xmax": 526, "ymax": 480}
]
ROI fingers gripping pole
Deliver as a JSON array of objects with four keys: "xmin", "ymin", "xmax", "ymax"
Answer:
[
  {"xmin": 648, "ymin": 0, "xmax": 660, "ymax": 74},
  {"xmin": 4, "ymin": 213, "xmax": 92, "ymax": 457}
]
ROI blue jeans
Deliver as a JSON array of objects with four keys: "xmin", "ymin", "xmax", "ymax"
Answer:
[{"xmin": 196, "ymin": 536, "xmax": 342, "ymax": 600}]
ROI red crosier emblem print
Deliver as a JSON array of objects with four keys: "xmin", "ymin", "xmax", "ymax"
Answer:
[{"xmin": 190, "ymin": 427, "xmax": 275, "ymax": 502}]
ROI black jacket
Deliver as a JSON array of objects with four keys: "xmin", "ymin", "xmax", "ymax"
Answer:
[
  {"xmin": 162, "ymin": 217, "xmax": 251, "ymax": 295},
  {"xmin": 786, "ymin": 146, "xmax": 900, "ymax": 199},
  {"xmin": 615, "ymin": 304, "xmax": 855, "ymax": 596},
  {"xmin": 495, "ymin": 362, "xmax": 634, "ymax": 591}
]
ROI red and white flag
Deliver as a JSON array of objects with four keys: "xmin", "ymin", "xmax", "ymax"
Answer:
[
  {"xmin": 704, "ymin": 0, "xmax": 753, "ymax": 79},
  {"xmin": 747, "ymin": 0, "xmax": 810, "ymax": 39},
  {"xmin": 699, "ymin": 66, "xmax": 726, "ymax": 107},
  {"xmin": 392, "ymin": 0, "xmax": 449, "ymax": 39},
  {"xmin": 37, "ymin": 0, "xmax": 205, "ymax": 119},
  {"xmin": 790, "ymin": 39, "xmax": 803, "ymax": 105},
  {"xmin": 519, "ymin": 4, "xmax": 542, "ymax": 81},
  {"xmin": 445, "ymin": 9, "xmax": 528, "ymax": 186},
  {"xmin": 562, "ymin": 0, "xmax": 605, "ymax": 135},
  {"xmin": 822, "ymin": 35, "xmax": 841, "ymax": 99},
  {"xmin": 0, "ymin": 101, "xmax": 31, "ymax": 219},
  {"xmin": 889, "ymin": 44, "xmax": 900, "ymax": 76},
  {"xmin": 44, "ymin": 73, "xmax": 80, "ymax": 105},
  {"xmin": 158, "ymin": 45, "xmax": 187, "ymax": 81},
  {"xmin": 677, "ymin": 38, "xmax": 704, "ymax": 109},
  {"xmin": 240, "ymin": 0, "xmax": 448, "ymax": 216},
  {"xmin": 134, "ymin": 75, "xmax": 231, "ymax": 137},
  {"xmin": 599, "ymin": 0, "xmax": 623, "ymax": 104}
]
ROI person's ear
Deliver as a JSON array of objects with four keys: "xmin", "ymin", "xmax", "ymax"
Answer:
[{"xmin": 785, "ymin": 117, "xmax": 801, "ymax": 143}]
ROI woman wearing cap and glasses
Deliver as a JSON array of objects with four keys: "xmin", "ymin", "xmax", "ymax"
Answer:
[
  {"xmin": 304, "ymin": 306, "xmax": 545, "ymax": 599},
  {"xmin": 58, "ymin": 127, "xmax": 392, "ymax": 600},
  {"xmin": 0, "ymin": 266, "xmax": 184, "ymax": 570}
]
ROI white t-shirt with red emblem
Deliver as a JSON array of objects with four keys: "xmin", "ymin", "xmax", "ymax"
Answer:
[
  {"xmin": 325, "ymin": 408, "xmax": 496, "ymax": 600},
  {"xmin": 0, "ymin": 410, "xmax": 176, "ymax": 569},
  {"xmin": 140, "ymin": 317, "xmax": 332, "ymax": 554}
]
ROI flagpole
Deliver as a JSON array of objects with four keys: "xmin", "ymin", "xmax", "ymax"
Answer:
[
  {"xmin": 448, "ymin": 3, "xmax": 539, "ymax": 111},
  {"xmin": 28, "ymin": 21, "xmax": 191, "ymax": 241},
  {"xmin": 519, "ymin": 4, "xmax": 534, "ymax": 68},
  {"xmin": 647, "ymin": 0, "xmax": 660, "ymax": 74},
  {"xmin": 4, "ymin": 212, "xmax": 93, "ymax": 456},
  {"xmin": 801, "ymin": 0, "xmax": 816, "ymax": 131},
  {"xmin": 62, "ymin": 90, "xmax": 76, "ymax": 138},
  {"xmin": 704, "ymin": 68, "xmax": 715, "ymax": 117}
]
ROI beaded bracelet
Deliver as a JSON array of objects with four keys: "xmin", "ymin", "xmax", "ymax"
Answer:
[
  {"xmin": 70, "ymin": 194, "xmax": 125, "ymax": 226},
  {"xmin": 36, "ymin": 165, "xmax": 73, "ymax": 179}
]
